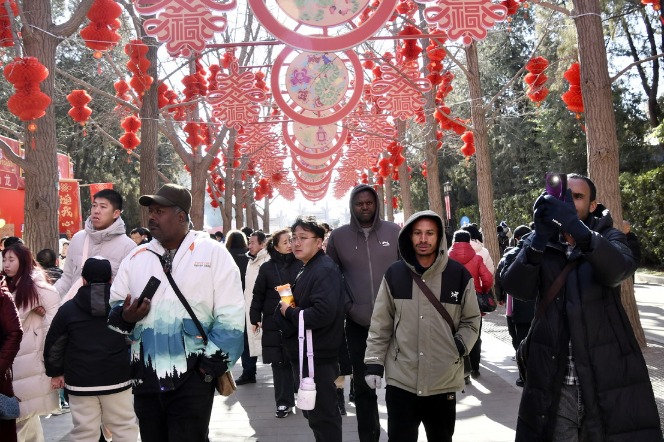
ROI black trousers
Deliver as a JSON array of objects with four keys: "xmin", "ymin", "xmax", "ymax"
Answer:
[
  {"xmin": 506, "ymin": 316, "xmax": 531, "ymax": 351},
  {"xmin": 134, "ymin": 372, "xmax": 215, "ymax": 442},
  {"xmin": 290, "ymin": 357, "xmax": 342, "ymax": 442},
  {"xmin": 385, "ymin": 385, "xmax": 456, "ymax": 442},
  {"xmin": 272, "ymin": 360, "xmax": 296, "ymax": 408},
  {"xmin": 469, "ymin": 317, "xmax": 482, "ymax": 371},
  {"xmin": 345, "ymin": 319, "xmax": 381, "ymax": 442}
]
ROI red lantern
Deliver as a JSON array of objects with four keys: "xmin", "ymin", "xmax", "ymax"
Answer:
[
  {"xmin": 460, "ymin": 131, "xmax": 475, "ymax": 157},
  {"xmin": 4, "ymin": 57, "xmax": 51, "ymax": 122},
  {"xmin": 124, "ymin": 40, "xmax": 152, "ymax": 97},
  {"xmin": 80, "ymin": 0, "xmax": 122, "ymax": 52},
  {"xmin": 0, "ymin": 0, "xmax": 18, "ymax": 47},
  {"xmin": 67, "ymin": 90, "xmax": 93, "ymax": 125},
  {"xmin": 524, "ymin": 56, "xmax": 549, "ymax": 105},
  {"xmin": 562, "ymin": 62, "xmax": 584, "ymax": 116},
  {"xmin": 120, "ymin": 115, "xmax": 141, "ymax": 152}
]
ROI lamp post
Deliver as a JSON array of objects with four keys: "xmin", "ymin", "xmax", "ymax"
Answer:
[{"xmin": 443, "ymin": 181, "xmax": 452, "ymax": 229}]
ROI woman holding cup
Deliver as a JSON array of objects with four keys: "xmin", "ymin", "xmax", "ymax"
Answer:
[{"xmin": 250, "ymin": 228, "xmax": 303, "ymax": 418}]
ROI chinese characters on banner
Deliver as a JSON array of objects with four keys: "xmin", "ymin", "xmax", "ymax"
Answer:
[
  {"xmin": 89, "ymin": 183, "xmax": 114, "ymax": 201},
  {"xmin": 59, "ymin": 179, "xmax": 82, "ymax": 238},
  {"xmin": 0, "ymin": 135, "xmax": 22, "ymax": 190}
]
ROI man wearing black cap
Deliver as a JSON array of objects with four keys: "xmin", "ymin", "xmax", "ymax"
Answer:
[
  {"xmin": 108, "ymin": 184, "xmax": 245, "ymax": 442},
  {"xmin": 44, "ymin": 257, "xmax": 138, "ymax": 441}
]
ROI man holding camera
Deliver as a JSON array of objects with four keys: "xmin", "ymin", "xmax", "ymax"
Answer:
[
  {"xmin": 108, "ymin": 184, "xmax": 245, "ymax": 442},
  {"xmin": 501, "ymin": 173, "xmax": 660, "ymax": 441}
]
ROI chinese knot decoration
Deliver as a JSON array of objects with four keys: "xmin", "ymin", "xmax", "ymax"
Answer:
[
  {"xmin": 135, "ymin": 0, "xmax": 237, "ymax": 57},
  {"xmin": 416, "ymin": 0, "xmax": 508, "ymax": 45},
  {"xmin": 67, "ymin": 90, "xmax": 93, "ymax": 126},
  {"xmin": 524, "ymin": 56, "xmax": 549, "ymax": 105},
  {"xmin": 1, "ymin": 0, "xmax": 18, "ymax": 47},
  {"xmin": 371, "ymin": 62, "xmax": 432, "ymax": 121},
  {"xmin": 79, "ymin": 0, "xmax": 122, "ymax": 53},
  {"xmin": 207, "ymin": 59, "xmax": 268, "ymax": 129},
  {"xmin": 561, "ymin": 62, "xmax": 584, "ymax": 117},
  {"xmin": 3, "ymin": 57, "xmax": 52, "ymax": 124}
]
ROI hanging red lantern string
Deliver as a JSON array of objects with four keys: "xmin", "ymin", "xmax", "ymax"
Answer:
[
  {"xmin": 460, "ymin": 131, "xmax": 476, "ymax": 158},
  {"xmin": 392, "ymin": 196, "xmax": 399, "ymax": 210},
  {"xmin": 421, "ymin": 161, "xmax": 427, "ymax": 177},
  {"xmin": 524, "ymin": 56, "xmax": 549, "ymax": 105},
  {"xmin": 561, "ymin": 62, "xmax": 584, "ymax": 118},
  {"xmin": 124, "ymin": 40, "xmax": 152, "ymax": 97},
  {"xmin": 254, "ymin": 177, "xmax": 272, "ymax": 201},
  {"xmin": 397, "ymin": 25, "xmax": 422, "ymax": 62},
  {"xmin": 79, "ymin": 0, "xmax": 122, "ymax": 57},
  {"xmin": 0, "ymin": 0, "xmax": 18, "ymax": 47},
  {"xmin": 119, "ymin": 115, "xmax": 141, "ymax": 153},
  {"xmin": 66, "ymin": 90, "xmax": 92, "ymax": 128},
  {"xmin": 3, "ymin": 56, "xmax": 52, "ymax": 129},
  {"xmin": 112, "ymin": 79, "xmax": 133, "ymax": 116}
]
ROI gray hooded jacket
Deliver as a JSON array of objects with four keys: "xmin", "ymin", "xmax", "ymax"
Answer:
[{"xmin": 326, "ymin": 184, "xmax": 401, "ymax": 327}]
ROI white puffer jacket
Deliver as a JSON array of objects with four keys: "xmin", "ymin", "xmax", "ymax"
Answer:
[
  {"xmin": 244, "ymin": 248, "xmax": 269, "ymax": 357},
  {"xmin": 13, "ymin": 273, "xmax": 60, "ymax": 421}
]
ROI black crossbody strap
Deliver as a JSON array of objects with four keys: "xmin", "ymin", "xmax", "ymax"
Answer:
[
  {"xmin": 534, "ymin": 261, "xmax": 578, "ymax": 320},
  {"xmin": 148, "ymin": 249, "xmax": 209, "ymax": 346},
  {"xmin": 407, "ymin": 267, "xmax": 456, "ymax": 334}
]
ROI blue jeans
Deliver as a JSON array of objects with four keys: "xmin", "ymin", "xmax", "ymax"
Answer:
[{"xmin": 552, "ymin": 384, "xmax": 588, "ymax": 442}]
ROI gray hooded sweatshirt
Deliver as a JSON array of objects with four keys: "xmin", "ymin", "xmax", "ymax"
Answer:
[{"xmin": 326, "ymin": 184, "xmax": 401, "ymax": 327}]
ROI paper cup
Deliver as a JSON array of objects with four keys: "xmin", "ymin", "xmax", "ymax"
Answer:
[{"xmin": 276, "ymin": 283, "xmax": 295, "ymax": 307}]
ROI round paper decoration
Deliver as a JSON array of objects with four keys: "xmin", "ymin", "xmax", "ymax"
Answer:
[
  {"xmin": 286, "ymin": 51, "xmax": 349, "ymax": 112},
  {"xmin": 248, "ymin": 0, "xmax": 397, "ymax": 52}
]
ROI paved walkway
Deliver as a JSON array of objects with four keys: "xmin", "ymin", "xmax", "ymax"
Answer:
[{"xmin": 41, "ymin": 279, "xmax": 664, "ymax": 441}]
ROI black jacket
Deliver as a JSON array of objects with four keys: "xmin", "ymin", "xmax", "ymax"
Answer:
[
  {"xmin": 250, "ymin": 249, "xmax": 302, "ymax": 364},
  {"xmin": 275, "ymin": 250, "xmax": 344, "ymax": 362},
  {"xmin": 44, "ymin": 284, "xmax": 132, "ymax": 396},
  {"xmin": 228, "ymin": 247, "xmax": 249, "ymax": 290},
  {"xmin": 495, "ymin": 243, "xmax": 535, "ymax": 325},
  {"xmin": 502, "ymin": 208, "xmax": 661, "ymax": 441}
]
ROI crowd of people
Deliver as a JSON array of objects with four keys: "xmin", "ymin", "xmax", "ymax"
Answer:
[{"xmin": 0, "ymin": 174, "xmax": 661, "ymax": 442}]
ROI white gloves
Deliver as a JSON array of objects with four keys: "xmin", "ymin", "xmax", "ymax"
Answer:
[{"xmin": 365, "ymin": 374, "xmax": 382, "ymax": 389}]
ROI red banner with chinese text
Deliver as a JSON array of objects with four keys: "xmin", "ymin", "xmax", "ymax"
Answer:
[
  {"xmin": 89, "ymin": 183, "xmax": 114, "ymax": 201},
  {"xmin": 59, "ymin": 179, "xmax": 82, "ymax": 237}
]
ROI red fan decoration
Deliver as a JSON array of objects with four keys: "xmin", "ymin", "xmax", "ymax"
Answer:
[
  {"xmin": 119, "ymin": 115, "xmax": 141, "ymax": 153},
  {"xmin": 80, "ymin": 0, "xmax": 122, "ymax": 54},
  {"xmin": 524, "ymin": 56, "xmax": 549, "ymax": 105},
  {"xmin": 66, "ymin": 90, "xmax": 92, "ymax": 125},
  {"xmin": 561, "ymin": 62, "xmax": 584, "ymax": 117},
  {"xmin": 0, "ymin": 0, "xmax": 18, "ymax": 47},
  {"xmin": 460, "ymin": 131, "xmax": 476, "ymax": 157},
  {"xmin": 124, "ymin": 40, "xmax": 153, "ymax": 97},
  {"xmin": 3, "ymin": 57, "xmax": 51, "ymax": 125}
]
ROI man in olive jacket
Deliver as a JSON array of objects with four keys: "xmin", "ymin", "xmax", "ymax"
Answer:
[
  {"xmin": 364, "ymin": 210, "xmax": 480, "ymax": 442},
  {"xmin": 502, "ymin": 174, "xmax": 660, "ymax": 441}
]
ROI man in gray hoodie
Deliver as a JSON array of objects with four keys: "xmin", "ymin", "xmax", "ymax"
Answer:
[{"xmin": 325, "ymin": 184, "xmax": 400, "ymax": 442}]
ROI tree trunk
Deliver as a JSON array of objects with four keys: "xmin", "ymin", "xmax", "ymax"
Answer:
[
  {"xmin": 465, "ymin": 42, "xmax": 499, "ymax": 266},
  {"xmin": 396, "ymin": 120, "xmax": 413, "ymax": 220},
  {"xmin": 572, "ymin": 0, "xmax": 646, "ymax": 346},
  {"xmin": 423, "ymin": 87, "xmax": 443, "ymax": 219},
  {"xmin": 385, "ymin": 174, "xmax": 394, "ymax": 222},
  {"xmin": 189, "ymin": 158, "xmax": 206, "ymax": 229},
  {"xmin": 234, "ymin": 171, "xmax": 244, "ymax": 229},
  {"xmin": 139, "ymin": 37, "xmax": 160, "ymax": 227},
  {"xmin": 263, "ymin": 197, "xmax": 270, "ymax": 232}
]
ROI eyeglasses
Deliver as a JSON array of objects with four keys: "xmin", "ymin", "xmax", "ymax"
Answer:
[{"xmin": 289, "ymin": 236, "xmax": 316, "ymax": 244}]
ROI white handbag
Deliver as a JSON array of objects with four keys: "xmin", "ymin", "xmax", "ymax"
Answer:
[{"xmin": 296, "ymin": 311, "xmax": 316, "ymax": 410}]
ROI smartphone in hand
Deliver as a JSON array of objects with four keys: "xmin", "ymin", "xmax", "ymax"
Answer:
[
  {"xmin": 545, "ymin": 173, "xmax": 567, "ymax": 201},
  {"xmin": 137, "ymin": 276, "xmax": 161, "ymax": 306}
]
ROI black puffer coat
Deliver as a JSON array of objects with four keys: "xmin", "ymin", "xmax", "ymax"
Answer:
[
  {"xmin": 502, "ymin": 208, "xmax": 661, "ymax": 441},
  {"xmin": 250, "ymin": 249, "xmax": 302, "ymax": 364}
]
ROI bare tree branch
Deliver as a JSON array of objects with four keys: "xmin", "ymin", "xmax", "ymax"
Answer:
[
  {"xmin": 0, "ymin": 137, "xmax": 28, "ymax": 170},
  {"xmin": 56, "ymin": 67, "xmax": 141, "ymax": 113},
  {"xmin": 52, "ymin": 0, "xmax": 96, "ymax": 36},
  {"xmin": 610, "ymin": 53, "xmax": 664, "ymax": 83},
  {"xmin": 531, "ymin": 0, "xmax": 571, "ymax": 16}
]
